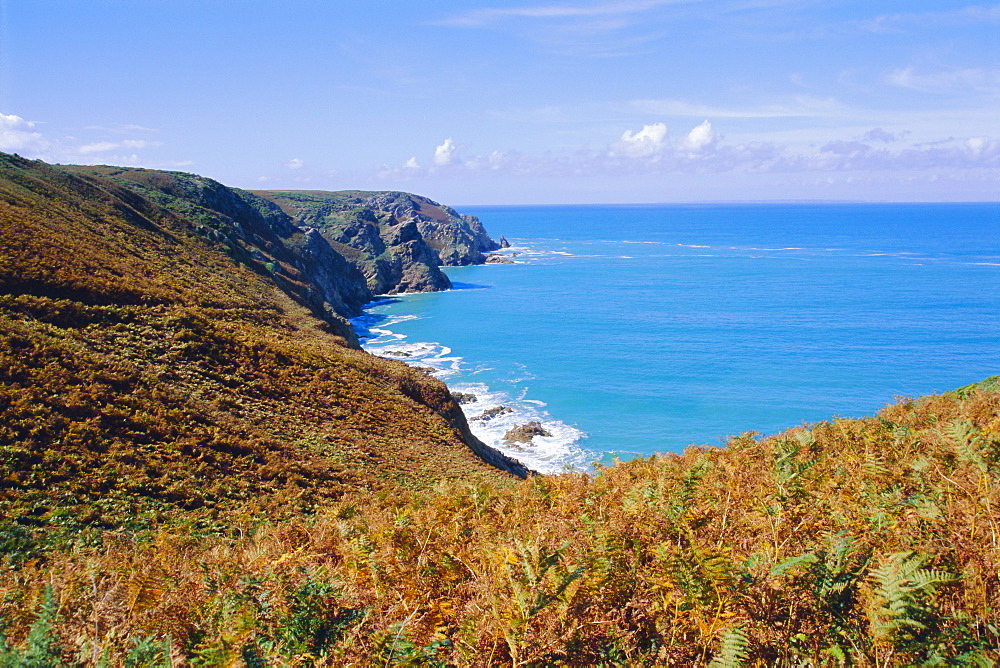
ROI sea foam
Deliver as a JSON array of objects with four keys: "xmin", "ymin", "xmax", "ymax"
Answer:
[{"xmin": 350, "ymin": 306, "xmax": 594, "ymax": 474}]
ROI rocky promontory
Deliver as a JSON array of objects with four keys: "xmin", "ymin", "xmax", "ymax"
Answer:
[
  {"xmin": 253, "ymin": 189, "xmax": 500, "ymax": 296},
  {"xmin": 54, "ymin": 169, "xmax": 504, "ymax": 344}
]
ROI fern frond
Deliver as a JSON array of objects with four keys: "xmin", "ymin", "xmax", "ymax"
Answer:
[
  {"xmin": 945, "ymin": 419, "xmax": 988, "ymax": 473},
  {"xmin": 708, "ymin": 625, "xmax": 750, "ymax": 668},
  {"xmin": 868, "ymin": 551, "xmax": 957, "ymax": 643}
]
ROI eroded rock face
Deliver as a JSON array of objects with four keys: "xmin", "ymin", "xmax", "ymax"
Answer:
[
  {"xmin": 502, "ymin": 421, "xmax": 552, "ymax": 445},
  {"xmin": 367, "ymin": 192, "xmax": 501, "ymax": 266},
  {"xmin": 251, "ymin": 190, "xmax": 478, "ymax": 295},
  {"xmin": 298, "ymin": 227, "xmax": 373, "ymax": 317},
  {"xmin": 473, "ymin": 406, "xmax": 513, "ymax": 421},
  {"xmin": 71, "ymin": 167, "xmax": 373, "ymax": 343}
]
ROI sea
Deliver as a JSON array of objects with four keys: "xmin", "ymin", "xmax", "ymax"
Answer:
[{"xmin": 351, "ymin": 203, "xmax": 1000, "ymax": 473}]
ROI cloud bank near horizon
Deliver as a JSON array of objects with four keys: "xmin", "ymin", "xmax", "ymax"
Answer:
[
  {"xmin": 373, "ymin": 119, "xmax": 997, "ymax": 185},
  {"xmin": 4, "ymin": 110, "xmax": 995, "ymax": 202}
]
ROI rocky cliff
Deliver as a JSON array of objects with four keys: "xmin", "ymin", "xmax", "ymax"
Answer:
[
  {"xmin": 253, "ymin": 190, "xmax": 500, "ymax": 294},
  {"xmin": 62, "ymin": 166, "xmax": 374, "ymax": 343},
  {"xmin": 361, "ymin": 191, "xmax": 500, "ymax": 266}
]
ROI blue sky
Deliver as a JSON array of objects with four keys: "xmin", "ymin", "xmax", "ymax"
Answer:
[{"xmin": 1, "ymin": 0, "xmax": 997, "ymax": 204}]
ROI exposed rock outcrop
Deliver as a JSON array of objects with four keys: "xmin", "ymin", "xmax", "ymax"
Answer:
[
  {"xmin": 365, "ymin": 191, "xmax": 500, "ymax": 266},
  {"xmin": 499, "ymin": 236, "xmax": 511, "ymax": 248},
  {"xmin": 502, "ymin": 421, "xmax": 552, "ymax": 445},
  {"xmin": 473, "ymin": 406, "xmax": 513, "ymax": 421},
  {"xmin": 65, "ymin": 166, "xmax": 372, "ymax": 344},
  {"xmin": 253, "ymin": 190, "xmax": 503, "ymax": 296},
  {"xmin": 252, "ymin": 190, "xmax": 454, "ymax": 295},
  {"xmin": 485, "ymin": 254, "xmax": 514, "ymax": 264}
]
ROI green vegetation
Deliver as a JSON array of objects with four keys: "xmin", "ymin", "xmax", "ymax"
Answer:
[{"xmin": 1, "ymin": 153, "xmax": 996, "ymax": 664}]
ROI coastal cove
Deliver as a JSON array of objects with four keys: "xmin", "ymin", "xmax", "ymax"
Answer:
[{"xmin": 355, "ymin": 203, "xmax": 1000, "ymax": 472}]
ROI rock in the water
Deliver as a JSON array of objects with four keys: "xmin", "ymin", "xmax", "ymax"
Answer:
[
  {"xmin": 484, "ymin": 253, "xmax": 514, "ymax": 264},
  {"xmin": 502, "ymin": 421, "xmax": 552, "ymax": 445},
  {"xmin": 384, "ymin": 350, "xmax": 412, "ymax": 357},
  {"xmin": 451, "ymin": 392, "xmax": 478, "ymax": 405},
  {"xmin": 473, "ymin": 405, "xmax": 513, "ymax": 421},
  {"xmin": 499, "ymin": 235, "xmax": 511, "ymax": 248}
]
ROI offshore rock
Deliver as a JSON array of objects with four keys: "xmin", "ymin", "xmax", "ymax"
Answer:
[
  {"xmin": 473, "ymin": 406, "xmax": 513, "ymax": 421},
  {"xmin": 502, "ymin": 421, "xmax": 552, "ymax": 445},
  {"xmin": 499, "ymin": 235, "xmax": 511, "ymax": 248},
  {"xmin": 485, "ymin": 253, "xmax": 514, "ymax": 264},
  {"xmin": 451, "ymin": 392, "xmax": 478, "ymax": 404}
]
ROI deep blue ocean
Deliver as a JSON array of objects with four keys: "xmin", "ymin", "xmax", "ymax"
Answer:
[{"xmin": 352, "ymin": 203, "xmax": 1000, "ymax": 473}]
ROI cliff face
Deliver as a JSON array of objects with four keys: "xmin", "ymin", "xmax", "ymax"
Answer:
[
  {"xmin": 0, "ymin": 153, "xmax": 525, "ymax": 558},
  {"xmin": 62, "ymin": 166, "xmax": 374, "ymax": 342},
  {"xmin": 363, "ymin": 191, "xmax": 500, "ymax": 266},
  {"xmin": 253, "ymin": 190, "xmax": 501, "ymax": 294}
]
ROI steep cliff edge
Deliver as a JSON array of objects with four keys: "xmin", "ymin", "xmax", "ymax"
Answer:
[
  {"xmin": 363, "ymin": 191, "xmax": 500, "ymax": 266},
  {"xmin": 0, "ymin": 153, "xmax": 526, "ymax": 559},
  {"xmin": 253, "ymin": 190, "xmax": 501, "ymax": 294}
]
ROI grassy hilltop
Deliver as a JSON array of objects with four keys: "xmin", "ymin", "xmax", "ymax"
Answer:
[{"xmin": 0, "ymin": 154, "xmax": 998, "ymax": 664}]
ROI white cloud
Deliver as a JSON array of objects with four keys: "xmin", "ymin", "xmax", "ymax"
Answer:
[
  {"xmin": 434, "ymin": 0, "xmax": 694, "ymax": 57},
  {"xmin": 631, "ymin": 96, "xmax": 852, "ymax": 120},
  {"xmin": 612, "ymin": 122, "xmax": 667, "ymax": 158},
  {"xmin": 887, "ymin": 66, "xmax": 1000, "ymax": 94},
  {"xmin": 78, "ymin": 139, "xmax": 164, "ymax": 155},
  {"xmin": 377, "ymin": 122, "xmax": 997, "ymax": 190},
  {"xmin": 122, "ymin": 139, "xmax": 160, "ymax": 150},
  {"xmin": 85, "ymin": 123, "xmax": 158, "ymax": 133},
  {"xmin": 437, "ymin": 0, "xmax": 689, "ymax": 27},
  {"xmin": 0, "ymin": 114, "xmax": 185, "ymax": 168},
  {"xmin": 434, "ymin": 138, "xmax": 458, "ymax": 166},
  {"xmin": 860, "ymin": 5, "xmax": 1000, "ymax": 33},
  {"xmin": 286, "ymin": 158, "xmax": 305, "ymax": 169},
  {"xmin": 681, "ymin": 120, "xmax": 719, "ymax": 153},
  {"xmin": 862, "ymin": 127, "xmax": 902, "ymax": 143},
  {"xmin": 78, "ymin": 141, "xmax": 120, "ymax": 154},
  {"xmin": 966, "ymin": 136, "xmax": 989, "ymax": 155},
  {"xmin": 0, "ymin": 113, "xmax": 46, "ymax": 153}
]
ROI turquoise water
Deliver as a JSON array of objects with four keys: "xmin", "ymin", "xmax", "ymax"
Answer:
[{"xmin": 353, "ymin": 203, "xmax": 1000, "ymax": 472}]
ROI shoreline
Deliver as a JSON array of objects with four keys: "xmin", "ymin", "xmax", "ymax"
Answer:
[{"xmin": 350, "ymin": 270, "xmax": 595, "ymax": 475}]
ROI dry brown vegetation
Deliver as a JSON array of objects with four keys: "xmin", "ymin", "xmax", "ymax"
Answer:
[
  {"xmin": 0, "ymin": 153, "xmax": 514, "ymax": 565},
  {"xmin": 2, "ymin": 385, "xmax": 998, "ymax": 664},
  {"xmin": 0, "ymin": 153, "xmax": 997, "ymax": 665}
]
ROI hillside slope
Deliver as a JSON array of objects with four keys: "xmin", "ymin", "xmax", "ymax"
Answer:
[
  {"xmin": 0, "ymin": 379, "xmax": 997, "ymax": 664},
  {"xmin": 0, "ymin": 153, "xmax": 995, "ymax": 665},
  {"xmin": 0, "ymin": 153, "xmax": 526, "ymax": 562}
]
